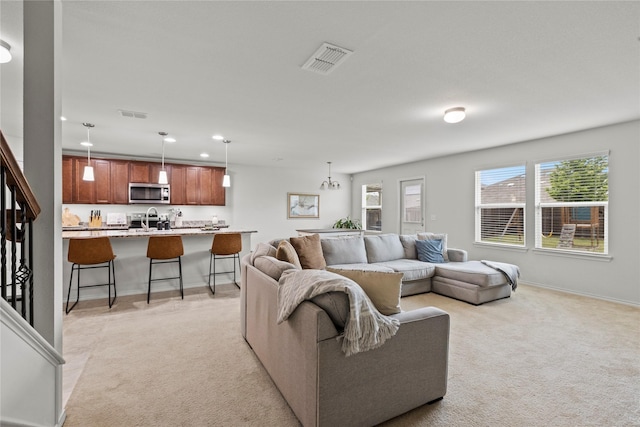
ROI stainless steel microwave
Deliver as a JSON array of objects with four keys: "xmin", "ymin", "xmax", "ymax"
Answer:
[{"xmin": 128, "ymin": 183, "xmax": 170, "ymax": 204}]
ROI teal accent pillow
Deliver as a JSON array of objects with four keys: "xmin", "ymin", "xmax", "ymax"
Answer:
[{"xmin": 415, "ymin": 239, "xmax": 446, "ymax": 263}]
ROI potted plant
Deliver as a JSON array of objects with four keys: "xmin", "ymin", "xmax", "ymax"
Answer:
[{"xmin": 333, "ymin": 216, "xmax": 362, "ymax": 230}]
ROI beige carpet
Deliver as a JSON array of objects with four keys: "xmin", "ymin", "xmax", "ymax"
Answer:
[{"xmin": 63, "ymin": 284, "xmax": 640, "ymax": 426}]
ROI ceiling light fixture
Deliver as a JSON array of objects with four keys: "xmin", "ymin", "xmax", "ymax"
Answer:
[
  {"xmin": 320, "ymin": 162, "xmax": 340, "ymax": 190},
  {"xmin": 222, "ymin": 140, "xmax": 231, "ymax": 188},
  {"xmin": 81, "ymin": 123, "xmax": 95, "ymax": 181},
  {"xmin": 0, "ymin": 40, "xmax": 12, "ymax": 64},
  {"xmin": 444, "ymin": 107, "xmax": 466, "ymax": 124},
  {"xmin": 212, "ymin": 134, "xmax": 224, "ymax": 141},
  {"xmin": 158, "ymin": 132, "xmax": 169, "ymax": 184}
]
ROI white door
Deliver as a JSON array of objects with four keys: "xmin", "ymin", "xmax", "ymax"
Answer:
[{"xmin": 400, "ymin": 179, "xmax": 424, "ymax": 235}]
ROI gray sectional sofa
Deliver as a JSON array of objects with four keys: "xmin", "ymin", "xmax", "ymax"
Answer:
[
  {"xmin": 240, "ymin": 232, "xmax": 516, "ymax": 426},
  {"xmin": 322, "ymin": 233, "xmax": 514, "ymax": 305},
  {"xmin": 241, "ymin": 250, "xmax": 450, "ymax": 427}
]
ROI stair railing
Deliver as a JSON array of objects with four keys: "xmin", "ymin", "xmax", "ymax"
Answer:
[{"xmin": 1, "ymin": 130, "xmax": 41, "ymax": 325}]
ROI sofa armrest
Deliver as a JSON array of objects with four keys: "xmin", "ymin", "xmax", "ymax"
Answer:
[
  {"xmin": 393, "ymin": 305, "xmax": 449, "ymax": 323},
  {"xmin": 316, "ymin": 306, "xmax": 450, "ymax": 426},
  {"xmin": 447, "ymin": 248, "xmax": 468, "ymax": 262}
]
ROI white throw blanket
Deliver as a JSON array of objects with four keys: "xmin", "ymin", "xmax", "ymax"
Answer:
[
  {"xmin": 277, "ymin": 269, "xmax": 399, "ymax": 356},
  {"xmin": 481, "ymin": 260, "xmax": 520, "ymax": 291}
]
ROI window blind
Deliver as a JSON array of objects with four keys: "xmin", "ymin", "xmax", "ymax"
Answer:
[{"xmin": 475, "ymin": 165, "xmax": 526, "ymax": 247}]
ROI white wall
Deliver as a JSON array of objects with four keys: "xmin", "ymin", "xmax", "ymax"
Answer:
[
  {"xmin": 351, "ymin": 120, "xmax": 640, "ymax": 305},
  {"xmin": 229, "ymin": 163, "xmax": 351, "ymax": 246}
]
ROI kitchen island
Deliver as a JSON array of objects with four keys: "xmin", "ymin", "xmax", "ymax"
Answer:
[{"xmin": 62, "ymin": 228, "xmax": 256, "ymax": 305}]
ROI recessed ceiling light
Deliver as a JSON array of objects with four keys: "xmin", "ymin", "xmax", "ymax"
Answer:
[
  {"xmin": 444, "ymin": 107, "xmax": 466, "ymax": 124},
  {"xmin": 200, "ymin": 153, "xmax": 209, "ymax": 158},
  {"xmin": 164, "ymin": 136, "xmax": 176, "ymax": 143},
  {"xmin": 60, "ymin": 116, "xmax": 67, "ymax": 121},
  {"xmin": 212, "ymin": 134, "xmax": 224, "ymax": 140},
  {"xmin": 80, "ymin": 142, "xmax": 93, "ymax": 147}
]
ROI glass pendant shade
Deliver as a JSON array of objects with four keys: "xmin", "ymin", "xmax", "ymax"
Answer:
[
  {"xmin": 83, "ymin": 165, "xmax": 95, "ymax": 181},
  {"xmin": 158, "ymin": 170, "xmax": 168, "ymax": 185},
  {"xmin": 222, "ymin": 139, "xmax": 231, "ymax": 188},
  {"xmin": 81, "ymin": 123, "xmax": 95, "ymax": 181}
]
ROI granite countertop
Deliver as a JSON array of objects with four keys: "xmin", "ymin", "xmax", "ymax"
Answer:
[{"xmin": 62, "ymin": 227, "xmax": 256, "ymax": 239}]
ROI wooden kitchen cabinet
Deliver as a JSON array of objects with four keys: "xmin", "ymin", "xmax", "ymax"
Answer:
[
  {"xmin": 185, "ymin": 166, "xmax": 200, "ymax": 205},
  {"xmin": 62, "ymin": 155, "xmax": 226, "ymax": 206},
  {"xmin": 129, "ymin": 161, "xmax": 151, "ymax": 183},
  {"xmin": 199, "ymin": 167, "xmax": 225, "ymax": 205},
  {"xmin": 110, "ymin": 160, "xmax": 130, "ymax": 204},
  {"xmin": 73, "ymin": 157, "xmax": 95, "ymax": 204},
  {"xmin": 169, "ymin": 165, "xmax": 186, "ymax": 205},
  {"xmin": 94, "ymin": 159, "xmax": 111, "ymax": 203},
  {"xmin": 62, "ymin": 156, "xmax": 73, "ymax": 203}
]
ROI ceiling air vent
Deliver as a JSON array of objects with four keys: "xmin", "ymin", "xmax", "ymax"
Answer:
[
  {"xmin": 118, "ymin": 109, "xmax": 148, "ymax": 119},
  {"xmin": 301, "ymin": 42, "xmax": 353, "ymax": 75}
]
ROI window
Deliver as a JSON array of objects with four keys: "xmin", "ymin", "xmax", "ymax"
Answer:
[
  {"xmin": 535, "ymin": 153, "xmax": 608, "ymax": 254},
  {"xmin": 475, "ymin": 165, "xmax": 526, "ymax": 247},
  {"xmin": 361, "ymin": 184, "xmax": 382, "ymax": 231}
]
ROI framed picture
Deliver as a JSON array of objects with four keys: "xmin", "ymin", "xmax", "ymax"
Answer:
[{"xmin": 287, "ymin": 193, "xmax": 319, "ymax": 218}]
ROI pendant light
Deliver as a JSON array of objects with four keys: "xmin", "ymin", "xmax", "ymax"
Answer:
[
  {"xmin": 222, "ymin": 140, "xmax": 231, "ymax": 187},
  {"xmin": 320, "ymin": 161, "xmax": 340, "ymax": 190},
  {"xmin": 81, "ymin": 123, "xmax": 95, "ymax": 181},
  {"xmin": 158, "ymin": 132, "xmax": 169, "ymax": 184}
]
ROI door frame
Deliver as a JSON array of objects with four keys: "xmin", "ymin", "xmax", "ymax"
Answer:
[{"xmin": 399, "ymin": 176, "xmax": 425, "ymax": 235}]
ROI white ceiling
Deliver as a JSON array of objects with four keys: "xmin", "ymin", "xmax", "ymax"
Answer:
[{"xmin": 1, "ymin": 1, "xmax": 639, "ymax": 175}]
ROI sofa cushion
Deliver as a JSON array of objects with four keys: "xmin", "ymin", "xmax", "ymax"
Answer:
[
  {"xmin": 327, "ymin": 267, "xmax": 403, "ymax": 315},
  {"xmin": 435, "ymin": 261, "xmax": 507, "ymax": 287},
  {"xmin": 254, "ymin": 256, "xmax": 299, "ymax": 281},
  {"xmin": 417, "ymin": 232, "xmax": 449, "ymax": 262},
  {"xmin": 364, "ymin": 234, "xmax": 405, "ymax": 263},
  {"xmin": 276, "ymin": 240, "xmax": 302, "ymax": 269},
  {"xmin": 374, "ymin": 259, "xmax": 436, "ymax": 282},
  {"xmin": 250, "ymin": 242, "xmax": 277, "ymax": 265},
  {"xmin": 399, "ymin": 234, "xmax": 418, "ymax": 259},
  {"xmin": 321, "ymin": 235, "xmax": 368, "ymax": 265},
  {"xmin": 415, "ymin": 239, "xmax": 446, "ymax": 263},
  {"xmin": 327, "ymin": 263, "xmax": 395, "ymax": 273},
  {"xmin": 290, "ymin": 233, "xmax": 326, "ymax": 270},
  {"xmin": 310, "ymin": 292, "xmax": 349, "ymax": 329}
]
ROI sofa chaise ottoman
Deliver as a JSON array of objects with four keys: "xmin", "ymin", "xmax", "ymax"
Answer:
[{"xmin": 433, "ymin": 261, "xmax": 514, "ymax": 305}]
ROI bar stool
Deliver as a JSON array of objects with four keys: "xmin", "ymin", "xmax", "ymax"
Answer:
[
  {"xmin": 147, "ymin": 235, "xmax": 184, "ymax": 303},
  {"xmin": 208, "ymin": 233, "xmax": 242, "ymax": 294},
  {"xmin": 66, "ymin": 237, "xmax": 117, "ymax": 314}
]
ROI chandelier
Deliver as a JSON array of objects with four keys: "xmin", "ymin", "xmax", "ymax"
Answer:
[{"xmin": 320, "ymin": 162, "xmax": 340, "ymax": 190}]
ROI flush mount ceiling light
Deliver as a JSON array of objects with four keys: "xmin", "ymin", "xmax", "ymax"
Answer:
[
  {"xmin": 0, "ymin": 40, "xmax": 12, "ymax": 64},
  {"xmin": 81, "ymin": 123, "xmax": 95, "ymax": 181},
  {"xmin": 444, "ymin": 107, "xmax": 466, "ymax": 124},
  {"xmin": 158, "ymin": 132, "xmax": 169, "ymax": 184},
  {"xmin": 320, "ymin": 162, "xmax": 340, "ymax": 190},
  {"xmin": 222, "ymin": 140, "xmax": 231, "ymax": 188}
]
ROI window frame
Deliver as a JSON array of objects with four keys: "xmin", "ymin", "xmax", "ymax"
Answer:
[
  {"xmin": 534, "ymin": 152, "xmax": 609, "ymax": 256},
  {"xmin": 361, "ymin": 183, "xmax": 382, "ymax": 232},
  {"xmin": 474, "ymin": 165, "xmax": 527, "ymax": 248}
]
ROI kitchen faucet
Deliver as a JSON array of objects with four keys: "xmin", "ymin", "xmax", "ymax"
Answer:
[{"xmin": 142, "ymin": 206, "xmax": 158, "ymax": 231}]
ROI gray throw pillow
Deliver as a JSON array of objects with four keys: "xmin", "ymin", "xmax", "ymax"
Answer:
[{"xmin": 254, "ymin": 256, "xmax": 299, "ymax": 280}]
